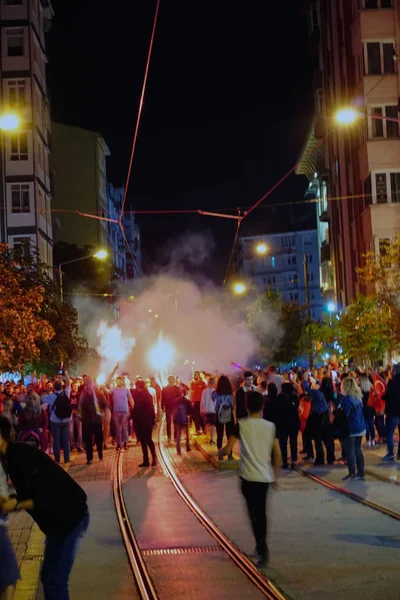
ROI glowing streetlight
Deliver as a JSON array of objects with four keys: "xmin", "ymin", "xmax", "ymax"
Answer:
[
  {"xmin": 0, "ymin": 113, "xmax": 20, "ymax": 131},
  {"xmin": 93, "ymin": 249, "xmax": 107, "ymax": 259},
  {"xmin": 327, "ymin": 302, "xmax": 336, "ymax": 313},
  {"xmin": 335, "ymin": 108, "xmax": 360, "ymax": 125},
  {"xmin": 58, "ymin": 249, "xmax": 108, "ymax": 302},
  {"xmin": 256, "ymin": 242, "xmax": 268, "ymax": 256},
  {"xmin": 233, "ymin": 282, "xmax": 247, "ymax": 295}
]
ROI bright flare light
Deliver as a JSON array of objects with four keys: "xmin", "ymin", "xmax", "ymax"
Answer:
[
  {"xmin": 97, "ymin": 321, "xmax": 136, "ymax": 363},
  {"xmin": 148, "ymin": 333, "xmax": 175, "ymax": 371},
  {"xmin": 0, "ymin": 113, "xmax": 20, "ymax": 131},
  {"xmin": 96, "ymin": 373, "xmax": 106, "ymax": 385},
  {"xmin": 335, "ymin": 108, "xmax": 360, "ymax": 125},
  {"xmin": 93, "ymin": 249, "xmax": 107, "ymax": 259},
  {"xmin": 233, "ymin": 282, "xmax": 246, "ymax": 295},
  {"xmin": 256, "ymin": 242, "xmax": 268, "ymax": 255}
]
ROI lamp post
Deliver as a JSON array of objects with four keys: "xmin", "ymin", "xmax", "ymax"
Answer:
[
  {"xmin": 0, "ymin": 112, "xmax": 20, "ymax": 243},
  {"xmin": 58, "ymin": 249, "xmax": 107, "ymax": 303}
]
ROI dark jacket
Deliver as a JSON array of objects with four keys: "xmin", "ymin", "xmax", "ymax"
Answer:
[
  {"xmin": 173, "ymin": 396, "xmax": 192, "ymax": 425},
  {"xmin": 303, "ymin": 381, "xmax": 329, "ymax": 415},
  {"xmin": 384, "ymin": 374, "xmax": 400, "ymax": 417},
  {"xmin": 132, "ymin": 389, "xmax": 155, "ymax": 431},
  {"xmin": 236, "ymin": 386, "xmax": 255, "ymax": 420},
  {"xmin": 161, "ymin": 385, "xmax": 180, "ymax": 411},
  {"xmin": 275, "ymin": 392, "xmax": 300, "ymax": 435},
  {"xmin": 79, "ymin": 391, "xmax": 102, "ymax": 425},
  {"xmin": 4, "ymin": 442, "xmax": 87, "ymax": 537},
  {"xmin": 341, "ymin": 395, "xmax": 366, "ymax": 436}
]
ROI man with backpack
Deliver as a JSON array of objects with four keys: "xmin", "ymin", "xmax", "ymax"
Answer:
[{"xmin": 44, "ymin": 371, "xmax": 72, "ymax": 464}]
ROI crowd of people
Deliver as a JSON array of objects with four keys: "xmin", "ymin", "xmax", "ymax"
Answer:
[{"xmin": 1, "ymin": 360, "xmax": 400, "ymax": 594}]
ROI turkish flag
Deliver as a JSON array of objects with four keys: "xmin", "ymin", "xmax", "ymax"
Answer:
[{"xmin": 367, "ymin": 372, "xmax": 386, "ymax": 412}]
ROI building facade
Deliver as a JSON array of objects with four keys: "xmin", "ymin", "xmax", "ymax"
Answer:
[
  {"xmin": 299, "ymin": 0, "xmax": 400, "ymax": 308},
  {"xmin": 241, "ymin": 230, "xmax": 324, "ymax": 321},
  {"xmin": 0, "ymin": 0, "xmax": 54, "ymax": 266},
  {"xmin": 51, "ymin": 123, "xmax": 110, "ymax": 252},
  {"xmin": 124, "ymin": 210, "xmax": 142, "ymax": 281}
]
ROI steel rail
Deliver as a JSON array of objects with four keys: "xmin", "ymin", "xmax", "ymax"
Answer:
[
  {"xmin": 113, "ymin": 449, "xmax": 159, "ymax": 599},
  {"xmin": 156, "ymin": 418, "xmax": 288, "ymax": 600},
  {"xmin": 294, "ymin": 465, "xmax": 400, "ymax": 522}
]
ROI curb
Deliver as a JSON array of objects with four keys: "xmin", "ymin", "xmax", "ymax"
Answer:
[
  {"xmin": 365, "ymin": 467, "xmax": 400, "ymax": 485},
  {"xmin": 193, "ymin": 436, "xmax": 239, "ymax": 470}
]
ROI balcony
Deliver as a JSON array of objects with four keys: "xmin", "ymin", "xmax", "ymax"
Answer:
[{"xmin": 358, "ymin": 139, "xmax": 400, "ymax": 182}]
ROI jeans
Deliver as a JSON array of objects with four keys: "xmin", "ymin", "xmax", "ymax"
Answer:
[
  {"xmin": 191, "ymin": 402, "xmax": 205, "ymax": 432},
  {"xmin": 279, "ymin": 431, "xmax": 298, "ymax": 465},
  {"xmin": 41, "ymin": 511, "xmax": 89, "ymax": 600},
  {"xmin": 175, "ymin": 423, "xmax": 190, "ymax": 454},
  {"xmin": 241, "ymin": 478, "xmax": 269, "ymax": 559},
  {"xmin": 82, "ymin": 421, "xmax": 103, "ymax": 461},
  {"xmin": 165, "ymin": 409, "xmax": 175, "ymax": 441},
  {"xmin": 216, "ymin": 418, "xmax": 234, "ymax": 450},
  {"xmin": 375, "ymin": 414, "xmax": 386, "ymax": 440},
  {"xmin": 309, "ymin": 413, "xmax": 335, "ymax": 463},
  {"xmin": 136, "ymin": 427, "xmax": 156, "ymax": 464},
  {"xmin": 341, "ymin": 436, "xmax": 365, "ymax": 477},
  {"xmin": 112, "ymin": 412, "xmax": 129, "ymax": 447},
  {"xmin": 69, "ymin": 415, "xmax": 82, "ymax": 449},
  {"xmin": 51, "ymin": 421, "xmax": 70, "ymax": 464},
  {"xmin": 385, "ymin": 415, "xmax": 400, "ymax": 455}
]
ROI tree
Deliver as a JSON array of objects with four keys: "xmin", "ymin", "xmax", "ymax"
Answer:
[
  {"xmin": 357, "ymin": 236, "xmax": 400, "ymax": 305},
  {"xmin": 0, "ymin": 244, "xmax": 54, "ymax": 372},
  {"xmin": 336, "ymin": 295, "xmax": 399, "ymax": 364},
  {"xmin": 10, "ymin": 245, "xmax": 92, "ymax": 374},
  {"xmin": 247, "ymin": 290, "xmax": 306, "ymax": 365}
]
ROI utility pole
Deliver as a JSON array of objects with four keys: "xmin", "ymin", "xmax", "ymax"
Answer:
[{"xmin": 303, "ymin": 253, "xmax": 313, "ymax": 369}]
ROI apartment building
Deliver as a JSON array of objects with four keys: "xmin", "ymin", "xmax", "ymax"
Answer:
[
  {"xmin": 241, "ymin": 230, "xmax": 324, "ymax": 321},
  {"xmin": 298, "ymin": 0, "xmax": 400, "ymax": 307},
  {"xmin": 51, "ymin": 123, "xmax": 110, "ymax": 251},
  {"xmin": 0, "ymin": 0, "xmax": 54, "ymax": 265}
]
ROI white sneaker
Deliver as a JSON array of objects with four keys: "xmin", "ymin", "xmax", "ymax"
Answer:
[
  {"xmin": 367, "ymin": 440, "xmax": 371, "ymax": 447},
  {"xmin": 371, "ymin": 440, "xmax": 376, "ymax": 447}
]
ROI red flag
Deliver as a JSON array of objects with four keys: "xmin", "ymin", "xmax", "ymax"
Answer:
[
  {"xmin": 368, "ymin": 372, "xmax": 386, "ymax": 414},
  {"xmin": 373, "ymin": 371, "xmax": 387, "ymax": 397}
]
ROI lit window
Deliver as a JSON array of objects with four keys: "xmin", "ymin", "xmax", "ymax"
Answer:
[
  {"xmin": 11, "ymin": 184, "xmax": 30, "ymax": 213},
  {"xmin": 6, "ymin": 28, "xmax": 24, "ymax": 57},
  {"xmin": 10, "ymin": 132, "xmax": 28, "ymax": 161}
]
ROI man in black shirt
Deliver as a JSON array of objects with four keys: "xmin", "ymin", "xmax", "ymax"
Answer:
[
  {"xmin": 0, "ymin": 416, "xmax": 89, "ymax": 600},
  {"xmin": 161, "ymin": 375, "xmax": 181, "ymax": 443}
]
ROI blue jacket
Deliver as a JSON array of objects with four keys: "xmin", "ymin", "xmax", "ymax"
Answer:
[
  {"xmin": 341, "ymin": 395, "xmax": 366, "ymax": 436},
  {"xmin": 303, "ymin": 381, "xmax": 329, "ymax": 415}
]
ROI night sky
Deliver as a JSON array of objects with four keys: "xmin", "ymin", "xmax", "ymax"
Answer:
[{"xmin": 47, "ymin": 0, "xmax": 314, "ymax": 282}]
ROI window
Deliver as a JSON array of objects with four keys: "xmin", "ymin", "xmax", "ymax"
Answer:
[
  {"xmin": 263, "ymin": 276, "xmax": 276, "ymax": 286},
  {"xmin": 8, "ymin": 79, "xmax": 26, "ymax": 108},
  {"xmin": 13, "ymin": 237, "xmax": 31, "ymax": 260},
  {"xmin": 307, "ymin": 254, "xmax": 313, "ymax": 264},
  {"xmin": 371, "ymin": 107, "xmax": 384, "ymax": 136},
  {"xmin": 288, "ymin": 273, "xmax": 298, "ymax": 284},
  {"xmin": 368, "ymin": 105, "xmax": 399, "ymax": 138},
  {"xmin": 374, "ymin": 172, "xmax": 400, "ymax": 203},
  {"xmin": 10, "ymin": 132, "xmax": 28, "ymax": 161},
  {"xmin": 288, "ymin": 255, "xmax": 296, "ymax": 266},
  {"xmin": 281, "ymin": 235, "xmax": 296, "ymax": 248},
  {"xmin": 308, "ymin": 273, "xmax": 315, "ymax": 282},
  {"xmin": 6, "ymin": 28, "xmax": 24, "ymax": 57},
  {"xmin": 11, "ymin": 184, "xmax": 30, "ymax": 213},
  {"xmin": 289, "ymin": 292, "xmax": 299, "ymax": 302},
  {"xmin": 366, "ymin": 42, "xmax": 395, "ymax": 75},
  {"xmin": 386, "ymin": 106, "xmax": 399, "ymax": 138},
  {"xmin": 390, "ymin": 173, "xmax": 400, "ymax": 203},
  {"xmin": 379, "ymin": 238, "xmax": 390, "ymax": 257}
]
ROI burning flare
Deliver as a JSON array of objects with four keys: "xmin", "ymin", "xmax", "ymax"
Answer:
[{"xmin": 96, "ymin": 321, "xmax": 136, "ymax": 364}]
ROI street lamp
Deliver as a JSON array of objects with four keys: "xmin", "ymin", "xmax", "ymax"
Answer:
[
  {"xmin": 255, "ymin": 242, "xmax": 268, "ymax": 256},
  {"xmin": 58, "ymin": 249, "xmax": 108, "ymax": 303},
  {"xmin": 335, "ymin": 108, "xmax": 361, "ymax": 125},
  {"xmin": 0, "ymin": 113, "xmax": 20, "ymax": 131},
  {"xmin": 327, "ymin": 302, "xmax": 336, "ymax": 313},
  {"xmin": 233, "ymin": 282, "xmax": 247, "ymax": 295}
]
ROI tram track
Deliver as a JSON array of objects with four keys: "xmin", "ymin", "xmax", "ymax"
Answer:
[
  {"xmin": 294, "ymin": 464, "xmax": 400, "ymax": 522},
  {"xmin": 113, "ymin": 419, "xmax": 289, "ymax": 600}
]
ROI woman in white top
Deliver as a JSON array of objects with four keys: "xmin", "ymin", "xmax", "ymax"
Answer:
[{"xmin": 219, "ymin": 391, "xmax": 281, "ymax": 568}]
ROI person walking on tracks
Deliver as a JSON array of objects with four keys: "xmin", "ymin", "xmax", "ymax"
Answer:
[
  {"xmin": 0, "ymin": 415, "xmax": 89, "ymax": 600},
  {"xmin": 219, "ymin": 391, "xmax": 280, "ymax": 568},
  {"xmin": 132, "ymin": 380, "xmax": 157, "ymax": 467}
]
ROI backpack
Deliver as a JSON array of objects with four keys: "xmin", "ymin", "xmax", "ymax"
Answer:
[
  {"xmin": 331, "ymin": 404, "xmax": 350, "ymax": 439},
  {"xmin": 52, "ymin": 392, "xmax": 72, "ymax": 420},
  {"xmin": 218, "ymin": 396, "xmax": 232, "ymax": 424}
]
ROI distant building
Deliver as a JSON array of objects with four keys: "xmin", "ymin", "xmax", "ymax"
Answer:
[
  {"xmin": 51, "ymin": 123, "xmax": 110, "ymax": 252},
  {"xmin": 0, "ymin": 0, "xmax": 54, "ymax": 265},
  {"xmin": 241, "ymin": 229, "xmax": 324, "ymax": 321},
  {"xmin": 299, "ymin": 0, "xmax": 400, "ymax": 307},
  {"xmin": 124, "ymin": 210, "xmax": 142, "ymax": 281}
]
